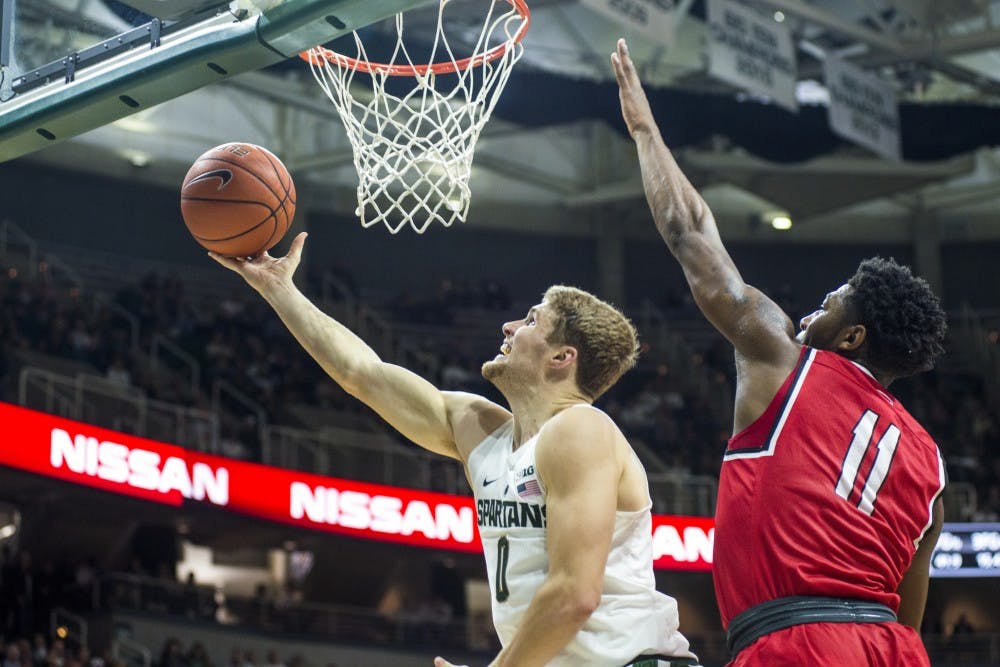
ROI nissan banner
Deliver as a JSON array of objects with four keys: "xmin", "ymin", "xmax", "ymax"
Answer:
[{"xmin": 0, "ymin": 401, "xmax": 714, "ymax": 571}]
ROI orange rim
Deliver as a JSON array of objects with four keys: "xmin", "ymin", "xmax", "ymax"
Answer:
[{"xmin": 300, "ymin": 0, "xmax": 530, "ymax": 76}]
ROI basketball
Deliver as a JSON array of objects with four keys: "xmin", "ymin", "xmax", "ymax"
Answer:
[{"xmin": 180, "ymin": 142, "xmax": 296, "ymax": 257}]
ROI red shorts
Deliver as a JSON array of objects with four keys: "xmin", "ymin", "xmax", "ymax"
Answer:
[{"xmin": 727, "ymin": 622, "xmax": 929, "ymax": 667}]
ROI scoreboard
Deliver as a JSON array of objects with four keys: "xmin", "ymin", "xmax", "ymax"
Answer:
[{"xmin": 930, "ymin": 522, "xmax": 1000, "ymax": 578}]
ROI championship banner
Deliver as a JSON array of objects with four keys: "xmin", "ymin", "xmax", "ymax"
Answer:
[
  {"xmin": 824, "ymin": 55, "xmax": 901, "ymax": 161},
  {"xmin": 0, "ymin": 402, "xmax": 714, "ymax": 571},
  {"xmin": 579, "ymin": 0, "xmax": 677, "ymax": 47},
  {"xmin": 707, "ymin": 0, "xmax": 798, "ymax": 111}
]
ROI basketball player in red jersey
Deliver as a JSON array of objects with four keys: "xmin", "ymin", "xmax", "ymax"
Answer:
[{"xmin": 613, "ymin": 39, "xmax": 947, "ymax": 666}]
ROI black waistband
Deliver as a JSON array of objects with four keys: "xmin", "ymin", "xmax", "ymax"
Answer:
[
  {"xmin": 625, "ymin": 656, "xmax": 700, "ymax": 667},
  {"xmin": 726, "ymin": 596, "xmax": 898, "ymax": 657}
]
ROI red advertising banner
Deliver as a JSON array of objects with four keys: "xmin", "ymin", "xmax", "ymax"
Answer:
[{"xmin": 0, "ymin": 402, "xmax": 713, "ymax": 570}]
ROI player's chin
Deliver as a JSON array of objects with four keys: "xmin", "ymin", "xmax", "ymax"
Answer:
[{"xmin": 481, "ymin": 359, "xmax": 504, "ymax": 380}]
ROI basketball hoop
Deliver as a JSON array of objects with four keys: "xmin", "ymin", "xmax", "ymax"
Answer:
[{"xmin": 301, "ymin": 0, "xmax": 530, "ymax": 233}]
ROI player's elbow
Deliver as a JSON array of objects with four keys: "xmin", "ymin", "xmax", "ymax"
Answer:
[
  {"xmin": 552, "ymin": 577, "xmax": 601, "ymax": 622},
  {"xmin": 664, "ymin": 225, "xmax": 703, "ymax": 259},
  {"xmin": 338, "ymin": 358, "xmax": 382, "ymax": 398},
  {"xmin": 658, "ymin": 200, "xmax": 707, "ymax": 245},
  {"xmin": 566, "ymin": 587, "xmax": 600, "ymax": 624},
  {"xmin": 573, "ymin": 588, "xmax": 601, "ymax": 619}
]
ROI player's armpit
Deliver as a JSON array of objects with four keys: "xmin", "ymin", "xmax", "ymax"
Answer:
[
  {"xmin": 443, "ymin": 391, "xmax": 511, "ymax": 461},
  {"xmin": 897, "ymin": 495, "xmax": 944, "ymax": 629}
]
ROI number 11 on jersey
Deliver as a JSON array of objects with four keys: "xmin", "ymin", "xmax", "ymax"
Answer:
[{"xmin": 835, "ymin": 409, "xmax": 900, "ymax": 516}]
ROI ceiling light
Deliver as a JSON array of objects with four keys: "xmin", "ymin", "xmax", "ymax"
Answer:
[
  {"xmin": 774, "ymin": 11, "xmax": 785, "ymax": 22},
  {"xmin": 0, "ymin": 524, "xmax": 16, "ymax": 539},
  {"xmin": 770, "ymin": 215, "xmax": 793, "ymax": 230},
  {"xmin": 120, "ymin": 149, "xmax": 151, "ymax": 167}
]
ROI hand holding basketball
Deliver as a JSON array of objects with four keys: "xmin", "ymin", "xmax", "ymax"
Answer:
[{"xmin": 208, "ymin": 231, "xmax": 308, "ymax": 297}]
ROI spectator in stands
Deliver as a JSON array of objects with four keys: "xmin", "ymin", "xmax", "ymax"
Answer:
[
  {"xmin": 481, "ymin": 277, "xmax": 511, "ymax": 311},
  {"xmin": 45, "ymin": 639, "xmax": 65, "ymax": 667},
  {"xmin": 250, "ymin": 583, "xmax": 271, "ymax": 629},
  {"xmin": 9, "ymin": 551, "xmax": 33, "ymax": 636},
  {"xmin": 0, "ymin": 546, "xmax": 15, "ymax": 630},
  {"xmin": 30, "ymin": 635, "xmax": 46, "ymax": 667},
  {"xmin": 156, "ymin": 638, "xmax": 186, "ymax": 667},
  {"xmin": 262, "ymin": 651, "xmax": 284, "ymax": 667},
  {"xmin": 3, "ymin": 644, "xmax": 21, "ymax": 667},
  {"xmin": 104, "ymin": 355, "xmax": 132, "ymax": 387},
  {"xmin": 185, "ymin": 644, "xmax": 211, "ymax": 667},
  {"xmin": 439, "ymin": 354, "xmax": 479, "ymax": 392},
  {"xmin": 951, "ymin": 613, "xmax": 975, "ymax": 636},
  {"xmin": 67, "ymin": 318, "xmax": 96, "ymax": 363}
]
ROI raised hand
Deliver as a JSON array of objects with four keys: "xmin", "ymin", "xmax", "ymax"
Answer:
[
  {"xmin": 208, "ymin": 231, "xmax": 308, "ymax": 297},
  {"xmin": 610, "ymin": 38, "xmax": 658, "ymax": 139}
]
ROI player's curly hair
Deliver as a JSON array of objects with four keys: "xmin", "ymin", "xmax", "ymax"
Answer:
[
  {"xmin": 845, "ymin": 257, "xmax": 947, "ymax": 378},
  {"xmin": 543, "ymin": 285, "xmax": 640, "ymax": 399}
]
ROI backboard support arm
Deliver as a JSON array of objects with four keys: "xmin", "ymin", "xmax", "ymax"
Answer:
[{"xmin": 0, "ymin": 0, "xmax": 433, "ymax": 163}]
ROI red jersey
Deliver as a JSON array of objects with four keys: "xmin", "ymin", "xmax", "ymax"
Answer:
[{"xmin": 714, "ymin": 346, "xmax": 945, "ymax": 627}]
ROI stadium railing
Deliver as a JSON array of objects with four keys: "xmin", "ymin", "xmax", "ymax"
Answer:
[{"xmin": 14, "ymin": 365, "xmax": 720, "ymax": 513}]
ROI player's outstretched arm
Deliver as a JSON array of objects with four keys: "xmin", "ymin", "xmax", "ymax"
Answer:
[
  {"xmin": 611, "ymin": 39, "xmax": 796, "ymax": 365},
  {"xmin": 486, "ymin": 406, "xmax": 619, "ymax": 666},
  {"xmin": 209, "ymin": 232, "xmax": 505, "ymax": 460}
]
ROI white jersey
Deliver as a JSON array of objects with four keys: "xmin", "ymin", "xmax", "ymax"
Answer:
[{"xmin": 467, "ymin": 420, "xmax": 694, "ymax": 666}]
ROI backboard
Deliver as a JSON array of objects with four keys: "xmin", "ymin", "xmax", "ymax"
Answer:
[{"xmin": 0, "ymin": 0, "xmax": 432, "ymax": 163}]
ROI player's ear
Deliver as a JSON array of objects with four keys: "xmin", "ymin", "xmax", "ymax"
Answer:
[
  {"xmin": 838, "ymin": 324, "xmax": 866, "ymax": 352},
  {"xmin": 550, "ymin": 346, "xmax": 578, "ymax": 369}
]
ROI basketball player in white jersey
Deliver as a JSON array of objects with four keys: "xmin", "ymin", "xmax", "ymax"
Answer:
[{"xmin": 211, "ymin": 234, "xmax": 697, "ymax": 667}]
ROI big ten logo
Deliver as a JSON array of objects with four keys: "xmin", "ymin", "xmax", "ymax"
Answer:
[{"xmin": 515, "ymin": 465, "xmax": 535, "ymax": 481}]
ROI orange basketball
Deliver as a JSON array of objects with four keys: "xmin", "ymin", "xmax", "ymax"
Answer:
[{"xmin": 180, "ymin": 143, "xmax": 296, "ymax": 257}]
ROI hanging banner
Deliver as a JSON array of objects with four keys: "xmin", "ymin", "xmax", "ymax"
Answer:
[
  {"xmin": 579, "ymin": 0, "xmax": 677, "ymax": 47},
  {"xmin": 0, "ymin": 401, "xmax": 713, "ymax": 571},
  {"xmin": 824, "ymin": 55, "xmax": 901, "ymax": 161},
  {"xmin": 707, "ymin": 0, "xmax": 798, "ymax": 111}
]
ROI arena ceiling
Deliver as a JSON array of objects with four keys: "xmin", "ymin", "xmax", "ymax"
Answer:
[{"xmin": 5, "ymin": 0, "xmax": 1000, "ymax": 243}]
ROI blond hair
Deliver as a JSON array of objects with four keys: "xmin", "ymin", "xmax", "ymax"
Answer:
[{"xmin": 543, "ymin": 285, "xmax": 639, "ymax": 399}]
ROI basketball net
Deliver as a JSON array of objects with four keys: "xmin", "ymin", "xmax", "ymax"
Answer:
[{"xmin": 302, "ymin": 0, "xmax": 530, "ymax": 234}]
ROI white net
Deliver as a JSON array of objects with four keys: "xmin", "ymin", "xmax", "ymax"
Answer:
[{"xmin": 306, "ymin": 0, "xmax": 529, "ymax": 234}]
